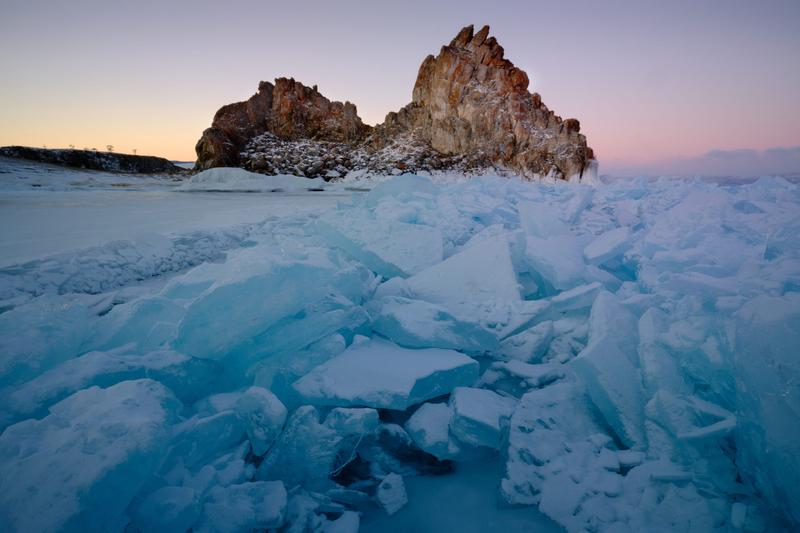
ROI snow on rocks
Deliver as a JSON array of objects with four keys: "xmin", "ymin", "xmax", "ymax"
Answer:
[{"xmin": 292, "ymin": 337, "xmax": 479, "ymax": 410}]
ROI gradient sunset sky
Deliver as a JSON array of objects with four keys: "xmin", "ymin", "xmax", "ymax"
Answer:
[{"xmin": 2, "ymin": 0, "xmax": 799, "ymax": 174}]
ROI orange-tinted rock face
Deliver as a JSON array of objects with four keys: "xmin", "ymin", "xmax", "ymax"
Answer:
[
  {"xmin": 195, "ymin": 25, "xmax": 594, "ymax": 180},
  {"xmin": 379, "ymin": 24, "xmax": 593, "ymax": 179}
]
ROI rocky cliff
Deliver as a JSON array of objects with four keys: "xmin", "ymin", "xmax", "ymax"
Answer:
[{"xmin": 195, "ymin": 25, "xmax": 594, "ymax": 180}]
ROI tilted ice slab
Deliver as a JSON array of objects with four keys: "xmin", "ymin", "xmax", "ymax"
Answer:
[
  {"xmin": 292, "ymin": 338, "xmax": 479, "ymax": 410},
  {"xmin": 369, "ymin": 296, "xmax": 498, "ymax": 353},
  {"xmin": 735, "ymin": 293, "xmax": 800, "ymax": 525},
  {"xmin": 570, "ymin": 291, "xmax": 646, "ymax": 448},
  {"xmin": 316, "ymin": 209, "xmax": 443, "ymax": 278},
  {"xmin": 0, "ymin": 379, "xmax": 180, "ymax": 533},
  {"xmin": 0, "ymin": 348, "xmax": 217, "ymax": 427},
  {"xmin": 449, "ymin": 387, "xmax": 517, "ymax": 450},
  {"xmin": 405, "ymin": 402, "xmax": 462, "ymax": 460},
  {"xmin": 257, "ymin": 405, "xmax": 380, "ymax": 489},
  {"xmin": 524, "ymin": 235, "xmax": 587, "ymax": 291},
  {"xmin": 0, "ymin": 295, "xmax": 92, "ymax": 391},
  {"xmin": 404, "ymin": 237, "xmax": 521, "ymax": 306},
  {"xmin": 583, "ymin": 226, "xmax": 632, "ymax": 266},
  {"xmin": 93, "ymin": 244, "xmax": 373, "ymax": 363}
]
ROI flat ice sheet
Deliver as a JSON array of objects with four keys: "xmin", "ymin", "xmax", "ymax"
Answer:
[{"xmin": 0, "ymin": 190, "xmax": 345, "ymax": 267}]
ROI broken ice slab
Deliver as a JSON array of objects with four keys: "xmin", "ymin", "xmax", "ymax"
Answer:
[
  {"xmin": 369, "ymin": 296, "xmax": 498, "ymax": 353},
  {"xmin": 571, "ymin": 291, "xmax": 646, "ymax": 448},
  {"xmin": 1, "ymin": 348, "xmax": 217, "ymax": 426},
  {"xmin": 583, "ymin": 226, "xmax": 632, "ymax": 265},
  {"xmin": 645, "ymin": 390, "xmax": 736, "ymax": 441},
  {"xmin": 571, "ymin": 333, "xmax": 645, "ymax": 449},
  {"xmin": 234, "ymin": 387, "xmax": 288, "ymax": 456},
  {"xmin": 501, "ymin": 380, "xmax": 603, "ymax": 506},
  {"xmin": 735, "ymin": 293, "xmax": 800, "ymax": 526},
  {"xmin": 0, "ymin": 379, "xmax": 181, "ymax": 532},
  {"xmin": 316, "ymin": 209, "xmax": 443, "ymax": 278},
  {"xmin": 196, "ymin": 481, "xmax": 287, "ymax": 533},
  {"xmin": 167, "ymin": 246, "xmax": 373, "ymax": 361},
  {"xmin": 497, "ymin": 320, "xmax": 553, "ymax": 362},
  {"xmin": 523, "ymin": 235, "xmax": 587, "ymax": 290},
  {"xmin": 517, "ymin": 201, "xmax": 569, "ymax": 238},
  {"xmin": 0, "ymin": 294, "xmax": 92, "ymax": 390},
  {"xmin": 480, "ymin": 360, "xmax": 565, "ymax": 396},
  {"xmin": 257, "ymin": 405, "xmax": 379, "ymax": 489},
  {"xmin": 403, "ymin": 237, "xmax": 522, "ymax": 310},
  {"xmin": 250, "ymin": 333, "xmax": 346, "ymax": 406},
  {"xmin": 292, "ymin": 338, "xmax": 479, "ymax": 410},
  {"xmin": 170, "ymin": 409, "xmax": 246, "ymax": 469},
  {"xmin": 405, "ymin": 402, "xmax": 462, "ymax": 460},
  {"xmin": 449, "ymin": 387, "xmax": 517, "ymax": 450}
]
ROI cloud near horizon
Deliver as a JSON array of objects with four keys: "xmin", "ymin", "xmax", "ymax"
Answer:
[{"xmin": 603, "ymin": 146, "xmax": 800, "ymax": 178}]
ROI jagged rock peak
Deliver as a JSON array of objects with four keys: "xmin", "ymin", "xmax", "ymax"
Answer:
[{"xmin": 396, "ymin": 24, "xmax": 593, "ymax": 179}]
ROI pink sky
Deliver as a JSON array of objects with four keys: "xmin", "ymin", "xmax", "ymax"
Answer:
[{"xmin": 1, "ymin": 0, "xmax": 799, "ymax": 174}]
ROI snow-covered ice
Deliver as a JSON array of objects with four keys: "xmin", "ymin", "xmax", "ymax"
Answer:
[{"xmin": 0, "ymin": 160, "xmax": 798, "ymax": 532}]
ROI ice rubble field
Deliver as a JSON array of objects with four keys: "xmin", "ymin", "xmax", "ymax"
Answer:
[{"xmin": 1, "ymin": 170, "xmax": 799, "ymax": 532}]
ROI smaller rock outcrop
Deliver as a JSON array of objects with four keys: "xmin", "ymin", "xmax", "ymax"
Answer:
[{"xmin": 195, "ymin": 78, "xmax": 369, "ymax": 170}]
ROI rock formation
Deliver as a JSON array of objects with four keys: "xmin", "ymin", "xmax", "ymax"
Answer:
[
  {"xmin": 196, "ymin": 78, "xmax": 369, "ymax": 170},
  {"xmin": 195, "ymin": 25, "xmax": 594, "ymax": 180}
]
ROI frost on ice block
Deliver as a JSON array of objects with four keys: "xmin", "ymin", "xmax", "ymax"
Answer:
[
  {"xmin": 0, "ymin": 379, "xmax": 181, "ymax": 533},
  {"xmin": 292, "ymin": 338, "xmax": 479, "ymax": 410},
  {"xmin": 405, "ymin": 402, "xmax": 462, "ymax": 460},
  {"xmin": 197, "ymin": 481, "xmax": 287, "ymax": 533},
  {"xmin": 449, "ymin": 387, "xmax": 517, "ymax": 450}
]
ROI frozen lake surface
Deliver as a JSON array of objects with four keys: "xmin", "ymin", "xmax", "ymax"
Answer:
[{"xmin": 0, "ymin": 162, "xmax": 798, "ymax": 532}]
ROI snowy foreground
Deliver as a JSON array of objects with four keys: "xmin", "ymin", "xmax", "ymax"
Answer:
[{"xmin": 1, "ymin": 166, "xmax": 799, "ymax": 532}]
